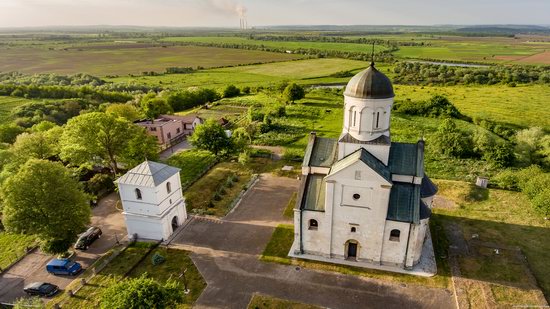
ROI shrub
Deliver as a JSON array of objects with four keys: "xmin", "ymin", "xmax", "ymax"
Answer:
[
  {"xmin": 394, "ymin": 95, "xmax": 462, "ymax": 119},
  {"xmin": 151, "ymin": 252, "xmax": 166, "ymax": 266},
  {"xmin": 531, "ymin": 188, "xmax": 550, "ymax": 216},
  {"xmin": 223, "ymin": 85, "xmax": 240, "ymax": 98},
  {"xmin": 522, "ymin": 173, "xmax": 550, "ymax": 199},
  {"xmin": 493, "ymin": 169, "xmax": 519, "ymax": 190},
  {"xmin": 431, "ymin": 118, "xmax": 474, "ymax": 158},
  {"xmin": 213, "ymin": 192, "xmax": 222, "ymax": 201},
  {"xmin": 283, "ymin": 148, "xmax": 304, "ymax": 161}
]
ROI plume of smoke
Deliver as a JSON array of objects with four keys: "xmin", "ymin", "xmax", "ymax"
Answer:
[{"xmin": 207, "ymin": 0, "xmax": 247, "ymax": 17}]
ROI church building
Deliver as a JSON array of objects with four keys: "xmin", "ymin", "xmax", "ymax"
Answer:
[
  {"xmin": 116, "ymin": 160, "xmax": 187, "ymax": 241},
  {"xmin": 290, "ymin": 62, "xmax": 438, "ymax": 274}
]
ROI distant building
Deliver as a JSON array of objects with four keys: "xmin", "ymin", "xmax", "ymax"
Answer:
[
  {"xmin": 115, "ymin": 160, "xmax": 187, "ymax": 241},
  {"xmin": 135, "ymin": 115, "xmax": 203, "ymax": 148},
  {"xmin": 290, "ymin": 62, "xmax": 438, "ymax": 274}
]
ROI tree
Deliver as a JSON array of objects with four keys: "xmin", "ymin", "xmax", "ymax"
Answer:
[
  {"xmin": 31, "ymin": 120, "xmax": 57, "ymax": 132},
  {"xmin": 106, "ymin": 103, "xmax": 141, "ymax": 121},
  {"xmin": 282, "ymin": 83, "xmax": 305, "ymax": 104},
  {"xmin": 189, "ymin": 119, "xmax": 232, "ymax": 156},
  {"xmin": 1, "ymin": 159, "xmax": 90, "ymax": 254},
  {"xmin": 0, "ymin": 123, "xmax": 25, "ymax": 144},
  {"xmin": 141, "ymin": 95, "xmax": 172, "ymax": 121},
  {"xmin": 60, "ymin": 112, "xmax": 153, "ymax": 174},
  {"xmin": 514, "ymin": 127, "xmax": 546, "ymax": 166},
  {"xmin": 11, "ymin": 128, "xmax": 62, "ymax": 164},
  {"xmin": 223, "ymin": 85, "xmax": 240, "ymax": 98},
  {"xmin": 100, "ymin": 274, "xmax": 183, "ymax": 309},
  {"xmin": 431, "ymin": 118, "xmax": 473, "ymax": 158}
]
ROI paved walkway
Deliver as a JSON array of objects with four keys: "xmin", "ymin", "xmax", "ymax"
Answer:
[
  {"xmin": 0, "ymin": 192, "xmax": 125, "ymax": 304},
  {"xmin": 160, "ymin": 139, "xmax": 191, "ymax": 160},
  {"xmin": 171, "ymin": 174, "xmax": 455, "ymax": 309}
]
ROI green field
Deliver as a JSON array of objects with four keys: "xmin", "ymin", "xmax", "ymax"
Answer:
[
  {"xmin": 107, "ymin": 58, "xmax": 376, "ymax": 89},
  {"xmin": 0, "ymin": 96, "xmax": 39, "ymax": 122},
  {"xmin": 0, "ymin": 45, "xmax": 302, "ymax": 76},
  {"xmin": 161, "ymin": 36, "xmax": 389, "ymax": 54},
  {"xmin": 394, "ymin": 84, "xmax": 550, "ymax": 129}
]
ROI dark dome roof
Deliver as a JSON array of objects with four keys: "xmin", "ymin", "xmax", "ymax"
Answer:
[{"xmin": 344, "ymin": 63, "xmax": 395, "ymax": 99}]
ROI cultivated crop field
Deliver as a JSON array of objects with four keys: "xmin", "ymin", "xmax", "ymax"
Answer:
[
  {"xmin": 0, "ymin": 44, "xmax": 302, "ymax": 76},
  {"xmin": 391, "ymin": 35, "xmax": 550, "ymax": 64}
]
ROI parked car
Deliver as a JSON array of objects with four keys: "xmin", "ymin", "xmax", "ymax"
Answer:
[
  {"xmin": 23, "ymin": 282, "xmax": 60, "ymax": 297},
  {"xmin": 75, "ymin": 226, "xmax": 102, "ymax": 250},
  {"xmin": 46, "ymin": 258, "xmax": 82, "ymax": 276}
]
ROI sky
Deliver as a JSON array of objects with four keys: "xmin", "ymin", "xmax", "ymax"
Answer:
[{"xmin": 0, "ymin": 0, "xmax": 549, "ymax": 28}]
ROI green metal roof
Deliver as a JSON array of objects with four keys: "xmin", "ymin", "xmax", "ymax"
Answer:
[
  {"xmin": 310, "ymin": 137, "xmax": 338, "ymax": 167},
  {"xmin": 302, "ymin": 174, "xmax": 326, "ymax": 211},
  {"xmin": 388, "ymin": 141, "xmax": 424, "ymax": 176},
  {"xmin": 330, "ymin": 148, "xmax": 391, "ymax": 182},
  {"xmin": 387, "ymin": 182, "xmax": 421, "ymax": 223}
]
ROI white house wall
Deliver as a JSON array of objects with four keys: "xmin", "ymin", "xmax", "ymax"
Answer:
[
  {"xmin": 380, "ymin": 220, "xmax": 411, "ymax": 266},
  {"xmin": 301, "ymin": 210, "xmax": 331, "ymax": 257},
  {"xmin": 325, "ymin": 161, "xmax": 392, "ymax": 262},
  {"xmin": 124, "ymin": 214, "xmax": 164, "ymax": 240}
]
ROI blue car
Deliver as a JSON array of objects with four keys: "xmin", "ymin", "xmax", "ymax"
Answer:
[{"xmin": 46, "ymin": 258, "xmax": 82, "ymax": 276}]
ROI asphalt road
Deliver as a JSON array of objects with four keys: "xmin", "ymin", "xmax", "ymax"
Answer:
[
  {"xmin": 0, "ymin": 192, "xmax": 126, "ymax": 304},
  {"xmin": 170, "ymin": 174, "xmax": 455, "ymax": 309}
]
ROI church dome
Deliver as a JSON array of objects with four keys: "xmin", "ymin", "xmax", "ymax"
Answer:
[{"xmin": 344, "ymin": 62, "xmax": 395, "ymax": 99}]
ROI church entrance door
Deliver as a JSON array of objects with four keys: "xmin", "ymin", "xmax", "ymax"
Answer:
[
  {"xmin": 171, "ymin": 216, "xmax": 179, "ymax": 232},
  {"xmin": 347, "ymin": 242, "xmax": 357, "ymax": 259}
]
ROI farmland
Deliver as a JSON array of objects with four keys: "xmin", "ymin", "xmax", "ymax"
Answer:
[
  {"xmin": 107, "ymin": 58, "xmax": 375, "ymax": 90},
  {"xmin": 0, "ymin": 44, "xmax": 302, "ymax": 76},
  {"xmin": 161, "ymin": 36, "xmax": 389, "ymax": 54}
]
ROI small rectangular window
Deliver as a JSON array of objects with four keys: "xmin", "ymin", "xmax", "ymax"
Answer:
[{"xmin": 355, "ymin": 171, "xmax": 361, "ymax": 180}]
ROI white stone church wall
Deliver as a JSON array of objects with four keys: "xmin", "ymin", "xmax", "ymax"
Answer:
[
  {"xmin": 380, "ymin": 220, "xmax": 411, "ymax": 266},
  {"xmin": 405, "ymin": 218, "xmax": 429, "ymax": 267},
  {"xmin": 301, "ymin": 210, "xmax": 331, "ymax": 257},
  {"xmin": 124, "ymin": 215, "xmax": 164, "ymax": 240},
  {"xmin": 326, "ymin": 161, "xmax": 391, "ymax": 262}
]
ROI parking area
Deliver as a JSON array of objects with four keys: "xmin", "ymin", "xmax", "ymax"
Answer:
[
  {"xmin": 171, "ymin": 174, "xmax": 455, "ymax": 309},
  {"xmin": 0, "ymin": 192, "xmax": 126, "ymax": 304}
]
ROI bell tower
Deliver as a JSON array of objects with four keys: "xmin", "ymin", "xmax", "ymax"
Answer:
[{"xmin": 338, "ymin": 62, "xmax": 395, "ymax": 164}]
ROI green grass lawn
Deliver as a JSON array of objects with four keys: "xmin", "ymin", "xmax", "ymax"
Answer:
[
  {"xmin": 260, "ymin": 223, "xmax": 451, "ymax": 289},
  {"xmin": 184, "ymin": 161, "xmax": 253, "ymax": 216},
  {"xmin": 248, "ymin": 294, "xmax": 322, "ymax": 309},
  {"xmin": 0, "ymin": 45, "xmax": 302, "ymax": 76},
  {"xmin": 0, "ymin": 96, "xmax": 40, "ymax": 122},
  {"xmin": 0, "ymin": 232, "xmax": 37, "ymax": 270},
  {"xmin": 50, "ymin": 243, "xmax": 205, "ymax": 308},
  {"xmin": 165, "ymin": 149, "xmax": 217, "ymax": 189},
  {"xmin": 434, "ymin": 180, "xmax": 550, "ymax": 304}
]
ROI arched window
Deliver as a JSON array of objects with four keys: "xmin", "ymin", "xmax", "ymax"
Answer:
[
  {"xmin": 166, "ymin": 182, "xmax": 171, "ymax": 194},
  {"xmin": 351, "ymin": 227, "xmax": 357, "ymax": 233},
  {"xmin": 308, "ymin": 219, "xmax": 318, "ymax": 230},
  {"xmin": 390, "ymin": 229, "xmax": 400, "ymax": 242},
  {"xmin": 353, "ymin": 111, "xmax": 357, "ymax": 127},
  {"xmin": 375, "ymin": 112, "xmax": 381, "ymax": 129},
  {"xmin": 135, "ymin": 188, "xmax": 142, "ymax": 200}
]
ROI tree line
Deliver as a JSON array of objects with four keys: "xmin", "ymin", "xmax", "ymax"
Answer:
[{"xmin": 393, "ymin": 62, "xmax": 550, "ymax": 86}]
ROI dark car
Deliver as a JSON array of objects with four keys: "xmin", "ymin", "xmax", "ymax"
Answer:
[
  {"xmin": 74, "ymin": 226, "xmax": 102, "ymax": 250},
  {"xmin": 23, "ymin": 282, "xmax": 59, "ymax": 297},
  {"xmin": 46, "ymin": 259, "xmax": 82, "ymax": 276}
]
